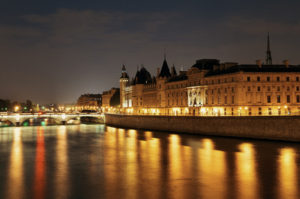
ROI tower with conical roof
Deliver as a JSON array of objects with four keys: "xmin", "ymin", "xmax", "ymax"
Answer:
[
  {"xmin": 156, "ymin": 53, "xmax": 171, "ymax": 111},
  {"xmin": 120, "ymin": 65, "xmax": 129, "ymax": 107},
  {"xmin": 158, "ymin": 53, "xmax": 171, "ymax": 78},
  {"xmin": 266, "ymin": 33, "xmax": 272, "ymax": 65}
]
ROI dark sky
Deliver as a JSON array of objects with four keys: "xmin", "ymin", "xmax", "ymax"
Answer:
[{"xmin": 1, "ymin": 0, "xmax": 300, "ymax": 104}]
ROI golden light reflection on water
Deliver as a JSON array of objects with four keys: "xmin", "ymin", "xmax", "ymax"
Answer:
[
  {"xmin": 168, "ymin": 134, "xmax": 185, "ymax": 199},
  {"xmin": 55, "ymin": 126, "xmax": 69, "ymax": 199},
  {"xmin": 198, "ymin": 139, "xmax": 227, "ymax": 199},
  {"xmin": 140, "ymin": 131, "xmax": 161, "ymax": 198},
  {"xmin": 103, "ymin": 127, "xmax": 118, "ymax": 198},
  {"xmin": 6, "ymin": 127, "xmax": 24, "ymax": 199},
  {"xmin": 33, "ymin": 127, "xmax": 46, "ymax": 199},
  {"xmin": 124, "ymin": 129, "xmax": 138, "ymax": 199},
  {"xmin": 278, "ymin": 148, "xmax": 298, "ymax": 199},
  {"xmin": 236, "ymin": 143, "xmax": 258, "ymax": 199},
  {"xmin": 2, "ymin": 126, "xmax": 300, "ymax": 199}
]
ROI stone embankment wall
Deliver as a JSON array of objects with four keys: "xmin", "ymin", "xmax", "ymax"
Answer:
[{"xmin": 105, "ymin": 114, "xmax": 300, "ymax": 142}]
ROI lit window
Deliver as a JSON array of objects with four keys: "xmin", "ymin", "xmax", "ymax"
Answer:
[
  {"xmin": 287, "ymin": 95, "xmax": 291, "ymax": 103},
  {"xmin": 267, "ymin": 96, "xmax": 271, "ymax": 103},
  {"xmin": 248, "ymin": 108, "xmax": 252, "ymax": 116},
  {"xmin": 258, "ymin": 107, "xmax": 262, "ymax": 115}
]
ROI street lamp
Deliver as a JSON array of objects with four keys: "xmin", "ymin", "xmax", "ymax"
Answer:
[{"xmin": 14, "ymin": 105, "xmax": 20, "ymax": 112}]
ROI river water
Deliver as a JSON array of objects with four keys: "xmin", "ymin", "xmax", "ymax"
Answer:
[{"xmin": 0, "ymin": 125, "xmax": 299, "ymax": 199}]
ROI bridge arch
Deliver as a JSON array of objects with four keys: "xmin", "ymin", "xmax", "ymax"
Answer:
[{"xmin": 0, "ymin": 119, "xmax": 15, "ymax": 127}]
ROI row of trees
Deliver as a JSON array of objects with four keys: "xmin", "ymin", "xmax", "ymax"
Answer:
[{"xmin": 0, "ymin": 99, "xmax": 33, "ymax": 112}]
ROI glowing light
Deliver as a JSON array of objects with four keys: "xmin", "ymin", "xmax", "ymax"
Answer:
[{"xmin": 14, "ymin": 105, "xmax": 20, "ymax": 112}]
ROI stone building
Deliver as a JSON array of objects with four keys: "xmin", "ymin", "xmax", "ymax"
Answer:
[
  {"xmin": 102, "ymin": 88, "xmax": 120, "ymax": 111},
  {"xmin": 119, "ymin": 36, "xmax": 300, "ymax": 116},
  {"xmin": 77, "ymin": 94, "xmax": 102, "ymax": 110}
]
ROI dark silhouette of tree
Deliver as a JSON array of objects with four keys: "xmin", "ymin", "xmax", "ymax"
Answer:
[
  {"xmin": 0, "ymin": 99, "xmax": 11, "ymax": 111},
  {"xmin": 25, "ymin": 100, "xmax": 33, "ymax": 112}
]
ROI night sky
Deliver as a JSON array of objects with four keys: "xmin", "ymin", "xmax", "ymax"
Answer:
[{"xmin": 1, "ymin": 0, "xmax": 300, "ymax": 104}]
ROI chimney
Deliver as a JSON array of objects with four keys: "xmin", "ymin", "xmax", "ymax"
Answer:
[
  {"xmin": 283, "ymin": 60, "xmax": 289, "ymax": 68},
  {"xmin": 256, "ymin": 60, "xmax": 262, "ymax": 68},
  {"xmin": 157, "ymin": 67, "xmax": 160, "ymax": 77}
]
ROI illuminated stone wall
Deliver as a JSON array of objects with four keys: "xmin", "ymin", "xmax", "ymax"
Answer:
[{"xmin": 105, "ymin": 113, "xmax": 300, "ymax": 142}]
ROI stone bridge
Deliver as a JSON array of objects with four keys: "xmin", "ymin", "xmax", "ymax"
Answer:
[{"xmin": 0, "ymin": 113, "xmax": 105, "ymax": 126}]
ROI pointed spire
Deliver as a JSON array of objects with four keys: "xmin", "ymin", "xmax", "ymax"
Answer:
[
  {"xmin": 266, "ymin": 32, "xmax": 273, "ymax": 65},
  {"xmin": 171, "ymin": 64, "xmax": 177, "ymax": 76},
  {"xmin": 164, "ymin": 48, "xmax": 166, "ymax": 60},
  {"xmin": 159, "ymin": 58, "xmax": 171, "ymax": 78},
  {"xmin": 121, "ymin": 64, "xmax": 128, "ymax": 79},
  {"xmin": 122, "ymin": 64, "xmax": 126, "ymax": 72}
]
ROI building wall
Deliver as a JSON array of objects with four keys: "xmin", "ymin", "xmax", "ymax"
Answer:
[
  {"xmin": 105, "ymin": 113, "xmax": 300, "ymax": 142},
  {"xmin": 102, "ymin": 88, "xmax": 119, "ymax": 108},
  {"xmin": 118, "ymin": 61, "xmax": 300, "ymax": 116},
  {"xmin": 186, "ymin": 70, "xmax": 300, "ymax": 116}
]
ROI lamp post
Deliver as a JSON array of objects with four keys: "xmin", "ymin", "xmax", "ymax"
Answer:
[{"xmin": 14, "ymin": 105, "xmax": 20, "ymax": 112}]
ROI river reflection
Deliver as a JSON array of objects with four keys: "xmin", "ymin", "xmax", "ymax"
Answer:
[
  {"xmin": 33, "ymin": 127, "xmax": 46, "ymax": 199},
  {"xmin": 0, "ymin": 125, "xmax": 300, "ymax": 199},
  {"xmin": 6, "ymin": 127, "xmax": 24, "ymax": 199}
]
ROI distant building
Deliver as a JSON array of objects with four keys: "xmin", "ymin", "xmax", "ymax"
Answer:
[
  {"xmin": 102, "ymin": 88, "xmax": 120, "ymax": 111},
  {"xmin": 77, "ymin": 94, "xmax": 102, "ymax": 110},
  {"xmin": 119, "ymin": 35, "xmax": 300, "ymax": 116}
]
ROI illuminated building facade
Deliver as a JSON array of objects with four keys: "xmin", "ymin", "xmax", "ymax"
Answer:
[
  {"xmin": 118, "ymin": 37, "xmax": 300, "ymax": 116},
  {"xmin": 77, "ymin": 94, "xmax": 102, "ymax": 110}
]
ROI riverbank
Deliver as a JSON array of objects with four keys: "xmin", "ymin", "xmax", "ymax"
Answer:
[{"xmin": 105, "ymin": 113, "xmax": 300, "ymax": 142}]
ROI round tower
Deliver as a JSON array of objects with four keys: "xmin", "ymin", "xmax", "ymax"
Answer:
[{"xmin": 120, "ymin": 65, "xmax": 129, "ymax": 108}]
